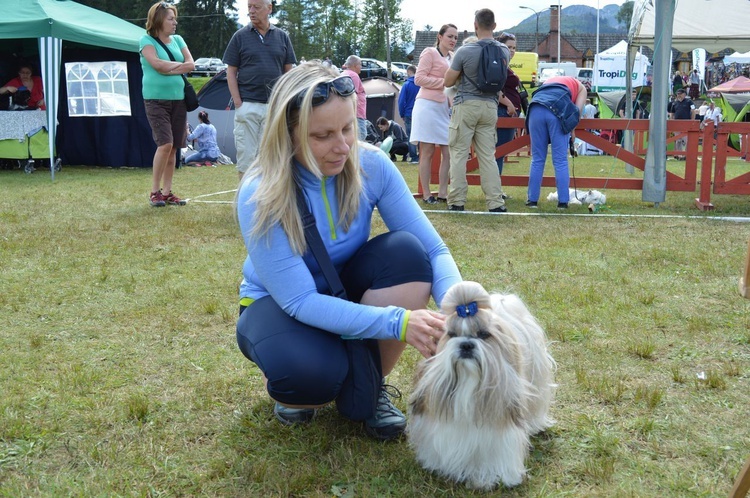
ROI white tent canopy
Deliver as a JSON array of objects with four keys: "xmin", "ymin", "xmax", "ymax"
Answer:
[
  {"xmin": 629, "ymin": 0, "xmax": 750, "ymax": 52},
  {"xmin": 724, "ymin": 51, "xmax": 750, "ymax": 65},
  {"xmin": 598, "ymin": 40, "xmax": 629, "ymax": 57}
]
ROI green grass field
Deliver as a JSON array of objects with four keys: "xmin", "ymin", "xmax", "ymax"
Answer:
[{"xmin": 1, "ymin": 158, "xmax": 749, "ymax": 496}]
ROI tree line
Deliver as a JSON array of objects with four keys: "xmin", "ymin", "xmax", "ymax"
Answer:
[{"xmin": 75, "ymin": 0, "xmax": 414, "ymax": 67}]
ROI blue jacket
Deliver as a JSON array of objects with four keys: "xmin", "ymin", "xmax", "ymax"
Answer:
[
  {"xmin": 237, "ymin": 146, "xmax": 462, "ymax": 340},
  {"xmin": 398, "ymin": 76, "xmax": 420, "ymax": 118},
  {"xmin": 526, "ymin": 83, "xmax": 580, "ymax": 133}
]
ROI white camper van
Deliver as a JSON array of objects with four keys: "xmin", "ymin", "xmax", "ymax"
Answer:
[{"xmin": 537, "ymin": 62, "xmax": 577, "ymax": 84}]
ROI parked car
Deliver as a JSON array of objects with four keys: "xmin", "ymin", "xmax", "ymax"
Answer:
[
  {"xmin": 392, "ymin": 61, "xmax": 411, "ymax": 72},
  {"xmin": 389, "ymin": 64, "xmax": 407, "ymax": 82},
  {"xmin": 359, "ymin": 58, "xmax": 405, "ymax": 81},
  {"xmin": 192, "ymin": 57, "xmax": 227, "ymax": 76},
  {"xmin": 359, "ymin": 58, "xmax": 388, "ymax": 80},
  {"xmin": 537, "ymin": 61, "xmax": 576, "ymax": 85}
]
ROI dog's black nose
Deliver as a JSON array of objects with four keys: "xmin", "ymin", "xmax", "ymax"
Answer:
[
  {"xmin": 460, "ymin": 341, "xmax": 475, "ymax": 351},
  {"xmin": 458, "ymin": 340, "xmax": 475, "ymax": 358}
]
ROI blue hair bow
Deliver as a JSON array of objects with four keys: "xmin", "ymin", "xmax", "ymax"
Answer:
[{"xmin": 456, "ymin": 302, "xmax": 478, "ymax": 318}]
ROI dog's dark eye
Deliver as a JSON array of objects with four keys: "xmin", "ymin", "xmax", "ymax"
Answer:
[
  {"xmin": 477, "ymin": 330, "xmax": 491, "ymax": 340},
  {"xmin": 446, "ymin": 331, "xmax": 457, "ymax": 338}
]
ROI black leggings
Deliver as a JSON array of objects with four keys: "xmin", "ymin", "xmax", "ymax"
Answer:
[{"xmin": 235, "ymin": 230, "xmax": 432, "ymax": 408}]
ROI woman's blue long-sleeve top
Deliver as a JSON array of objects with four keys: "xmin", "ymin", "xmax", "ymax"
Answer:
[
  {"xmin": 237, "ymin": 146, "xmax": 462, "ymax": 341},
  {"xmin": 187, "ymin": 123, "xmax": 221, "ymax": 157}
]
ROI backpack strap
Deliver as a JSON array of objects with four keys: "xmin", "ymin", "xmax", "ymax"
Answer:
[
  {"xmin": 460, "ymin": 39, "xmax": 490, "ymax": 92},
  {"xmin": 296, "ymin": 185, "xmax": 348, "ymax": 300}
]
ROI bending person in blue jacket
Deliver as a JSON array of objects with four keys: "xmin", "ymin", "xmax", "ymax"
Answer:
[
  {"xmin": 235, "ymin": 62, "xmax": 462, "ymax": 440},
  {"xmin": 525, "ymin": 75, "xmax": 587, "ymax": 209}
]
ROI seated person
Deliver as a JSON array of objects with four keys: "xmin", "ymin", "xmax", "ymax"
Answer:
[
  {"xmin": 184, "ymin": 111, "xmax": 221, "ymax": 165},
  {"xmin": 376, "ymin": 116, "xmax": 409, "ymax": 162},
  {"xmin": 0, "ymin": 64, "xmax": 46, "ymax": 110}
]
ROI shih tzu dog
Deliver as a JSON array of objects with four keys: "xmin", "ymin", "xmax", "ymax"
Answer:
[{"xmin": 407, "ymin": 281, "xmax": 556, "ymax": 490}]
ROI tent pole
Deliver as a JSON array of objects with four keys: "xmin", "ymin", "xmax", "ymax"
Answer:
[
  {"xmin": 39, "ymin": 36, "xmax": 62, "ymax": 181},
  {"xmin": 640, "ymin": 0, "xmax": 676, "ymax": 205}
]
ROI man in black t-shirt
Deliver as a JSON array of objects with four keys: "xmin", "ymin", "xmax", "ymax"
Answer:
[{"xmin": 670, "ymin": 89, "xmax": 695, "ymax": 159}]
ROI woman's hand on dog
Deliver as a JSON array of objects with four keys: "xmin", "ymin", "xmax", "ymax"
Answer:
[{"xmin": 406, "ymin": 310, "xmax": 446, "ymax": 358}]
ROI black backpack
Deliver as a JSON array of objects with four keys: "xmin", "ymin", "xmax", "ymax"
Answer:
[{"xmin": 464, "ymin": 39, "xmax": 509, "ymax": 94}]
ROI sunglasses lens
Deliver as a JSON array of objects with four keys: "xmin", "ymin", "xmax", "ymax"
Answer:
[
  {"xmin": 290, "ymin": 76, "xmax": 356, "ymax": 114},
  {"xmin": 309, "ymin": 85, "xmax": 330, "ymax": 107},
  {"xmin": 331, "ymin": 76, "xmax": 355, "ymax": 97}
]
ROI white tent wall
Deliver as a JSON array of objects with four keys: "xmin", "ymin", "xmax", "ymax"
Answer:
[{"xmin": 593, "ymin": 40, "xmax": 651, "ymax": 92}]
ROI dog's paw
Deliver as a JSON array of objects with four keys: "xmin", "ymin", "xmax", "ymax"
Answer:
[{"xmin": 500, "ymin": 470, "xmax": 526, "ymax": 488}]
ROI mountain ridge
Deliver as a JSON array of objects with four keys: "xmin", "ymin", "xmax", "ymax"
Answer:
[{"xmin": 502, "ymin": 4, "xmax": 627, "ymax": 35}]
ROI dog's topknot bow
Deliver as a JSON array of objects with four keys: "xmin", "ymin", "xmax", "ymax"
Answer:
[{"xmin": 456, "ymin": 302, "xmax": 478, "ymax": 318}]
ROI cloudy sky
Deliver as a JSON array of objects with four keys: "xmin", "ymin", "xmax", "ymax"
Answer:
[{"xmin": 235, "ymin": 0, "xmax": 627, "ymax": 35}]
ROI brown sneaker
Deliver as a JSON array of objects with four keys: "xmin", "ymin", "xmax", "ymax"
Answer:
[
  {"xmin": 150, "ymin": 190, "xmax": 165, "ymax": 207},
  {"xmin": 163, "ymin": 191, "xmax": 186, "ymax": 206}
]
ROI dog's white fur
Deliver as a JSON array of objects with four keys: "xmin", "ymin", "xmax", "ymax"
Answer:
[
  {"xmin": 546, "ymin": 188, "xmax": 606, "ymax": 205},
  {"xmin": 407, "ymin": 281, "xmax": 556, "ymax": 490}
]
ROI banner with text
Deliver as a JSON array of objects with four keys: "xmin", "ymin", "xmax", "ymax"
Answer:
[
  {"xmin": 593, "ymin": 55, "xmax": 651, "ymax": 92},
  {"xmin": 692, "ymin": 48, "xmax": 706, "ymax": 81}
]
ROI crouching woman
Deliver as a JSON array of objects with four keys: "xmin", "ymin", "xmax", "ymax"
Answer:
[{"xmin": 234, "ymin": 61, "xmax": 462, "ymax": 439}]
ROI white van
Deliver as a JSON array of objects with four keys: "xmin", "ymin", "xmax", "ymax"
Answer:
[
  {"xmin": 576, "ymin": 68, "xmax": 593, "ymax": 90},
  {"xmin": 537, "ymin": 62, "xmax": 577, "ymax": 84}
]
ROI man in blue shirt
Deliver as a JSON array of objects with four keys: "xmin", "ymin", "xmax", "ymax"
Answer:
[{"xmin": 397, "ymin": 65, "xmax": 420, "ymax": 163}]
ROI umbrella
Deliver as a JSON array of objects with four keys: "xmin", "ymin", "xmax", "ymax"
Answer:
[{"xmin": 708, "ymin": 76, "xmax": 750, "ymax": 94}]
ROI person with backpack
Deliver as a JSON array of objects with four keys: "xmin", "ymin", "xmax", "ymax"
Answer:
[
  {"xmin": 443, "ymin": 8, "xmax": 510, "ymax": 213},
  {"xmin": 524, "ymin": 75, "xmax": 587, "ymax": 209}
]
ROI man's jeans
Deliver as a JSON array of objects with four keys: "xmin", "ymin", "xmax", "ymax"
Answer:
[{"xmin": 404, "ymin": 116, "xmax": 418, "ymax": 161}]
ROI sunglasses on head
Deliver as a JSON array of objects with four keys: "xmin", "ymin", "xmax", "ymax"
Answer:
[
  {"xmin": 501, "ymin": 32, "xmax": 516, "ymax": 40},
  {"xmin": 289, "ymin": 76, "xmax": 356, "ymax": 113},
  {"xmin": 160, "ymin": 2, "xmax": 173, "ymax": 9}
]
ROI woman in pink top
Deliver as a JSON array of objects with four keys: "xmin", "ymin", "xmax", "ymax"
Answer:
[{"xmin": 411, "ymin": 24, "xmax": 458, "ymax": 204}]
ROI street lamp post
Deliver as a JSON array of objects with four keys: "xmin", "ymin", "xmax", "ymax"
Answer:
[{"xmin": 519, "ymin": 6, "xmax": 539, "ymax": 53}]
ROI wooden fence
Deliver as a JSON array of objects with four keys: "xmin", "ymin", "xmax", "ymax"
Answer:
[{"xmin": 418, "ymin": 117, "xmax": 750, "ymax": 210}]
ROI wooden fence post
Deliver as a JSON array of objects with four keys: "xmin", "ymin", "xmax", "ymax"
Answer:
[{"xmin": 741, "ymin": 239, "xmax": 750, "ymax": 299}]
